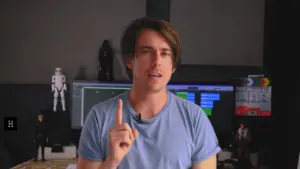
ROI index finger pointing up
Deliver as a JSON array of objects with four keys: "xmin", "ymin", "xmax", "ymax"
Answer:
[{"xmin": 115, "ymin": 99, "xmax": 123, "ymax": 125}]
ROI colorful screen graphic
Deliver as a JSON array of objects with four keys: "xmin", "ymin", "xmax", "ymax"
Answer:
[
  {"xmin": 176, "ymin": 92, "xmax": 195, "ymax": 102},
  {"xmin": 235, "ymin": 77, "xmax": 271, "ymax": 116},
  {"xmin": 200, "ymin": 93, "xmax": 220, "ymax": 116},
  {"xmin": 175, "ymin": 91, "xmax": 221, "ymax": 116},
  {"xmin": 167, "ymin": 84, "xmax": 233, "ymax": 117}
]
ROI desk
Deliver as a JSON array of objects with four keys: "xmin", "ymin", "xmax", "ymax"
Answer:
[
  {"xmin": 218, "ymin": 151, "xmax": 258, "ymax": 167},
  {"xmin": 38, "ymin": 145, "xmax": 77, "ymax": 160},
  {"xmin": 218, "ymin": 151, "xmax": 232, "ymax": 161}
]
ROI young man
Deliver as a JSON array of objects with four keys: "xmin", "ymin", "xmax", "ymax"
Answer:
[{"xmin": 77, "ymin": 17, "xmax": 221, "ymax": 169}]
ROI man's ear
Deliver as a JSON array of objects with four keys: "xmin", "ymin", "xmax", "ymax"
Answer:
[
  {"xmin": 126, "ymin": 59, "xmax": 134, "ymax": 70},
  {"xmin": 172, "ymin": 68, "xmax": 176, "ymax": 73}
]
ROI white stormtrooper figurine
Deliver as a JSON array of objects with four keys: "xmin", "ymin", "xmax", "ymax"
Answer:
[{"xmin": 52, "ymin": 67, "xmax": 67, "ymax": 112}]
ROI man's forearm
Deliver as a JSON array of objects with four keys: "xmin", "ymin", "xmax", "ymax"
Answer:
[{"xmin": 99, "ymin": 156, "xmax": 119, "ymax": 169}]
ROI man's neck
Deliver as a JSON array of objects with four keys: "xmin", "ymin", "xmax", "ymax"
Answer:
[{"xmin": 128, "ymin": 86, "xmax": 168, "ymax": 120}]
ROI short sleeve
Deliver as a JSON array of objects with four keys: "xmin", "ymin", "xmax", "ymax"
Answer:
[
  {"xmin": 191, "ymin": 107, "xmax": 221, "ymax": 163},
  {"xmin": 78, "ymin": 108, "xmax": 105, "ymax": 161}
]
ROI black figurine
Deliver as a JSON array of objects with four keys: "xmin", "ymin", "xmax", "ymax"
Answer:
[
  {"xmin": 34, "ymin": 113, "xmax": 48, "ymax": 161},
  {"xmin": 98, "ymin": 40, "xmax": 114, "ymax": 81}
]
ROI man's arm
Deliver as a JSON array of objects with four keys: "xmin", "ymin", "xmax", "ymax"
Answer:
[
  {"xmin": 78, "ymin": 156, "xmax": 119, "ymax": 169},
  {"xmin": 191, "ymin": 107, "xmax": 221, "ymax": 169},
  {"xmin": 77, "ymin": 108, "xmax": 107, "ymax": 169},
  {"xmin": 77, "ymin": 157, "xmax": 102, "ymax": 169},
  {"xmin": 192, "ymin": 154, "xmax": 217, "ymax": 169}
]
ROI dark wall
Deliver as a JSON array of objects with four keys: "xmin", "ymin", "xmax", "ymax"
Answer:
[
  {"xmin": 1, "ymin": 84, "xmax": 73, "ymax": 165},
  {"xmin": 146, "ymin": 0, "xmax": 170, "ymax": 21},
  {"xmin": 0, "ymin": 85, "xmax": 12, "ymax": 168},
  {"xmin": 262, "ymin": 0, "xmax": 299, "ymax": 168},
  {"xmin": 263, "ymin": 0, "xmax": 299, "ymax": 168}
]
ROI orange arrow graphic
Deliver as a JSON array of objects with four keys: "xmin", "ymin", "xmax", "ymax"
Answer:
[{"xmin": 260, "ymin": 78, "xmax": 270, "ymax": 86}]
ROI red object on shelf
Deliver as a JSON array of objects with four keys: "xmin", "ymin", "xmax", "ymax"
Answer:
[
  {"xmin": 236, "ymin": 106, "xmax": 271, "ymax": 116},
  {"xmin": 259, "ymin": 111, "xmax": 271, "ymax": 116},
  {"xmin": 236, "ymin": 106, "xmax": 249, "ymax": 116}
]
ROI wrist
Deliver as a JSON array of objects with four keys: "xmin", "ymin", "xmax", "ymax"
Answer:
[{"xmin": 105, "ymin": 156, "xmax": 120, "ymax": 169}]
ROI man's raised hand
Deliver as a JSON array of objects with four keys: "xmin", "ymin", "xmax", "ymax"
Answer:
[{"xmin": 108, "ymin": 99, "xmax": 139, "ymax": 165}]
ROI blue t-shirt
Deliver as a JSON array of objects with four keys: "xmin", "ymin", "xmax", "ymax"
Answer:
[{"xmin": 78, "ymin": 91, "xmax": 221, "ymax": 169}]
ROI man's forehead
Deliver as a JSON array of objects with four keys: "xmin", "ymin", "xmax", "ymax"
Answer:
[{"xmin": 137, "ymin": 30, "xmax": 171, "ymax": 49}]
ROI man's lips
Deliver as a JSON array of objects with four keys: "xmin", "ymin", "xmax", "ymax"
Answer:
[{"xmin": 148, "ymin": 73, "xmax": 162, "ymax": 77}]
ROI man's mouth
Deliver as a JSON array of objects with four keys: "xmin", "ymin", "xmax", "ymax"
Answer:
[{"xmin": 148, "ymin": 73, "xmax": 162, "ymax": 77}]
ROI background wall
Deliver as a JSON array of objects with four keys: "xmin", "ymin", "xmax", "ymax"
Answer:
[
  {"xmin": 0, "ymin": 0, "xmax": 265, "ymax": 84},
  {"xmin": 170, "ymin": 0, "xmax": 265, "ymax": 66},
  {"xmin": 0, "ymin": 0, "xmax": 146, "ymax": 83},
  {"xmin": 1, "ymin": 84, "xmax": 72, "ymax": 166}
]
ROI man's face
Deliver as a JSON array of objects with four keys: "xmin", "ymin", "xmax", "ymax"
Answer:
[
  {"xmin": 240, "ymin": 124, "xmax": 244, "ymax": 128},
  {"xmin": 127, "ymin": 30, "xmax": 174, "ymax": 92}
]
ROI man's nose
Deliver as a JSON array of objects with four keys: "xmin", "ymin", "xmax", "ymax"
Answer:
[{"xmin": 152, "ymin": 51, "xmax": 162, "ymax": 66}]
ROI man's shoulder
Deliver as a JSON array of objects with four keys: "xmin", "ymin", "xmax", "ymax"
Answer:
[
  {"xmin": 170, "ymin": 92, "xmax": 203, "ymax": 113},
  {"xmin": 169, "ymin": 92, "xmax": 207, "ymax": 120}
]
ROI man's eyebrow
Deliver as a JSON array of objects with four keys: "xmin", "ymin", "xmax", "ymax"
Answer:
[
  {"xmin": 161, "ymin": 48, "xmax": 172, "ymax": 52},
  {"xmin": 139, "ymin": 45, "xmax": 153, "ymax": 50},
  {"xmin": 139, "ymin": 46, "xmax": 171, "ymax": 51}
]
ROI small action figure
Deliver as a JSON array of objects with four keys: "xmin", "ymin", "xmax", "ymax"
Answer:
[
  {"xmin": 52, "ymin": 67, "xmax": 67, "ymax": 112},
  {"xmin": 34, "ymin": 114, "xmax": 48, "ymax": 161},
  {"xmin": 235, "ymin": 123, "xmax": 251, "ymax": 160}
]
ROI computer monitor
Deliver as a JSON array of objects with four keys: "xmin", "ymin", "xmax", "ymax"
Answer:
[
  {"xmin": 71, "ymin": 81, "xmax": 131, "ymax": 129},
  {"xmin": 71, "ymin": 81, "xmax": 235, "ymax": 138}
]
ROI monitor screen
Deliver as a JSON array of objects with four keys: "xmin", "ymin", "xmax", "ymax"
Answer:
[
  {"xmin": 71, "ymin": 81, "xmax": 235, "ymax": 137},
  {"xmin": 168, "ymin": 84, "xmax": 234, "ymax": 116},
  {"xmin": 71, "ymin": 81, "xmax": 131, "ymax": 129}
]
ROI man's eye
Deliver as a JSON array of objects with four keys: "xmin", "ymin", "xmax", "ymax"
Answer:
[
  {"xmin": 141, "ymin": 51, "xmax": 151, "ymax": 54},
  {"xmin": 162, "ymin": 52, "xmax": 171, "ymax": 57}
]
